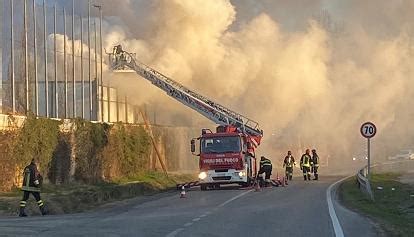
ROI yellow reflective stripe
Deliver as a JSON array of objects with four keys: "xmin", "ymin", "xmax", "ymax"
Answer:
[
  {"xmin": 260, "ymin": 161, "xmax": 271, "ymax": 165},
  {"xmin": 20, "ymin": 204, "xmax": 26, "ymax": 207},
  {"xmin": 21, "ymin": 186, "xmax": 40, "ymax": 192},
  {"xmin": 20, "ymin": 201, "xmax": 27, "ymax": 204}
]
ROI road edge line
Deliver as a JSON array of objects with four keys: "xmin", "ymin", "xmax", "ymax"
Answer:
[{"xmin": 327, "ymin": 176, "xmax": 352, "ymax": 237}]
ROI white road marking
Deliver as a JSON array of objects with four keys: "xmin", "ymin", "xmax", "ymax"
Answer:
[
  {"xmin": 165, "ymin": 190, "xmax": 252, "ymax": 237},
  {"xmin": 183, "ymin": 222, "xmax": 193, "ymax": 227},
  {"xmin": 327, "ymin": 176, "xmax": 352, "ymax": 237},
  {"xmin": 165, "ymin": 228, "xmax": 184, "ymax": 237},
  {"xmin": 218, "ymin": 190, "xmax": 253, "ymax": 207}
]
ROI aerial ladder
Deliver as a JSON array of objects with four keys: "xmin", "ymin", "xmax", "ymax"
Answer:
[{"xmin": 108, "ymin": 45, "xmax": 263, "ymax": 146}]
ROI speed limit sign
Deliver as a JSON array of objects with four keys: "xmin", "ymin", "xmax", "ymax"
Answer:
[
  {"xmin": 360, "ymin": 122, "xmax": 377, "ymax": 138},
  {"xmin": 360, "ymin": 122, "xmax": 376, "ymax": 177}
]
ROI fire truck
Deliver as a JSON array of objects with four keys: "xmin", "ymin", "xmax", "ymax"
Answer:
[{"xmin": 109, "ymin": 45, "xmax": 263, "ymax": 190}]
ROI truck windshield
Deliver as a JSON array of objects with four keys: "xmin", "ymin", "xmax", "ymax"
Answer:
[{"xmin": 201, "ymin": 136, "xmax": 241, "ymax": 153}]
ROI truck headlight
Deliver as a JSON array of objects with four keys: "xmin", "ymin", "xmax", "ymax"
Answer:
[
  {"xmin": 238, "ymin": 171, "xmax": 246, "ymax": 177},
  {"xmin": 198, "ymin": 172, "xmax": 207, "ymax": 180}
]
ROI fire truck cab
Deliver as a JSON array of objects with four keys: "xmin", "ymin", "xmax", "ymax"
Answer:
[{"xmin": 191, "ymin": 126, "xmax": 257, "ymax": 190}]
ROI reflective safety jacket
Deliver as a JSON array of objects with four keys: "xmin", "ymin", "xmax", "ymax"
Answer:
[
  {"xmin": 21, "ymin": 163, "xmax": 41, "ymax": 192},
  {"xmin": 260, "ymin": 158, "xmax": 272, "ymax": 168},
  {"xmin": 312, "ymin": 154, "xmax": 319, "ymax": 167},
  {"xmin": 283, "ymin": 155, "xmax": 295, "ymax": 168},
  {"xmin": 300, "ymin": 154, "xmax": 312, "ymax": 168}
]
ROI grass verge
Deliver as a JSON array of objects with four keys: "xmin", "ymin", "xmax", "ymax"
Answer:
[
  {"xmin": 339, "ymin": 173, "xmax": 414, "ymax": 237},
  {"xmin": 0, "ymin": 172, "xmax": 196, "ymax": 216}
]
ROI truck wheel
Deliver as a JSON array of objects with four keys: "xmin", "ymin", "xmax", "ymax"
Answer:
[{"xmin": 200, "ymin": 184, "xmax": 207, "ymax": 191}]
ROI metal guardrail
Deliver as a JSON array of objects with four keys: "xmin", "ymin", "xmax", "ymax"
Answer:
[
  {"xmin": 356, "ymin": 160, "xmax": 414, "ymax": 201},
  {"xmin": 356, "ymin": 165, "xmax": 374, "ymax": 200}
]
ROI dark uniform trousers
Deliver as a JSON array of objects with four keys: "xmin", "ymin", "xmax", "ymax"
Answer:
[
  {"xmin": 285, "ymin": 167, "xmax": 293, "ymax": 180},
  {"xmin": 302, "ymin": 166, "xmax": 311, "ymax": 180},
  {"xmin": 258, "ymin": 166, "xmax": 272, "ymax": 180},
  {"xmin": 312, "ymin": 166, "xmax": 319, "ymax": 180},
  {"xmin": 21, "ymin": 191, "xmax": 43, "ymax": 206}
]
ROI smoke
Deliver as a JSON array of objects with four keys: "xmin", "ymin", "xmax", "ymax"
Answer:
[{"xmin": 82, "ymin": 0, "xmax": 414, "ymax": 171}]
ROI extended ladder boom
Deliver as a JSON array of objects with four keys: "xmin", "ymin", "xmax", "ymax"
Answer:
[{"xmin": 109, "ymin": 45, "xmax": 263, "ymax": 143}]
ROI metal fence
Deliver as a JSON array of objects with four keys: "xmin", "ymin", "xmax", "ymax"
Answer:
[{"xmin": 1, "ymin": 0, "xmax": 137, "ymax": 124}]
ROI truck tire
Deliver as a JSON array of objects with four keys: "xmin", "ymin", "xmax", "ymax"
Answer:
[{"xmin": 200, "ymin": 184, "xmax": 207, "ymax": 191}]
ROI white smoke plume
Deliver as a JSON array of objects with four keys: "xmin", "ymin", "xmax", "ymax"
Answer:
[{"xmin": 67, "ymin": 0, "xmax": 414, "ymax": 171}]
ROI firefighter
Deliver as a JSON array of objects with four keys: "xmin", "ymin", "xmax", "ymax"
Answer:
[
  {"xmin": 300, "ymin": 149, "xmax": 312, "ymax": 181},
  {"xmin": 113, "ymin": 45, "xmax": 124, "ymax": 64},
  {"xmin": 19, "ymin": 159, "xmax": 47, "ymax": 217},
  {"xmin": 258, "ymin": 156, "xmax": 272, "ymax": 187},
  {"xmin": 283, "ymin": 151, "xmax": 296, "ymax": 181},
  {"xmin": 311, "ymin": 149, "xmax": 320, "ymax": 180}
]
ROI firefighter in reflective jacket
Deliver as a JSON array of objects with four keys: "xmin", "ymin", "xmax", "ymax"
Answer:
[
  {"xmin": 19, "ymin": 159, "xmax": 47, "ymax": 217},
  {"xmin": 283, "ymin": 151, "xmax": 296, "ymax": 181},
  {"xmin": 258, "ymin": 156, "xmax": 272, "ymax": 187},
  {"xmin": 300, "ymin": 149, "xmax": 312, "ymax": 181},
  {"xmin": 311, "ymin": 149, "xmax": 320, "ymax": 180}
]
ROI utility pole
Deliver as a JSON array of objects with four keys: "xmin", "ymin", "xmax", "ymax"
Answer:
[
  {"xmin": 94, "ymin": 19, "xmax": 98, "ymax": 121},
  {"xmin": 80, "ymin": 15, "xmax": 84, "ymax": 119},
  {"xmin": 63, "ymin": 8, "xmax": 68, "ymax": 118},
  {"xmin": 43, "ymin": 0, "xmax": 48, "ymax": 117},
  {"xmin": 72, "ymin": 0, "xmax": 76, "ymax": 118},
  {"xmin": 33, "ymin": 0, "xmax": 39, "ymax": 116},
  {"xmin": 54, "ymin": 3, "xmax": 58, "ymax": 118},
  {"xmin": 93, "ymin": 4, "xmax": 103, "ymax": 122},
  {"xmin": 24, "ymin": 0, "xmax": 29, "ymax": 114},
  {"xmin": 10, "ymin": 0, "xmax": 15, "ymax": 113},
  {"xmin": 88, "ymin": 0, "xmax": 92, "ymax": 120}
]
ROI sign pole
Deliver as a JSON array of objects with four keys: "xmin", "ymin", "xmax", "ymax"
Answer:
[
  {"xmin": 367, "ymin": 138, "xmax": 370, "ymax": 178},
  {"xmin": 360, "ymin": 121, "xmax": 376, "ymax": 179}
]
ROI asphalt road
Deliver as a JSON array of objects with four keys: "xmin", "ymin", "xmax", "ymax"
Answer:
[{"xmin": 0, "ymin": 176, "xmax": 380, "ymax": 237}]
